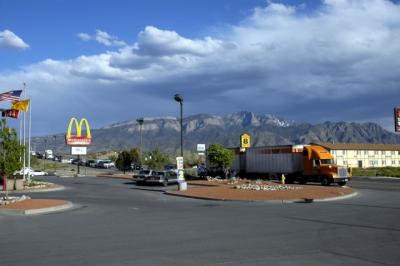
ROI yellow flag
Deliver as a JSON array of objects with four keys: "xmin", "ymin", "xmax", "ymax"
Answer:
[{"xmin": 11, "ymin": 100, "xmax": 30, "ymax": 112}]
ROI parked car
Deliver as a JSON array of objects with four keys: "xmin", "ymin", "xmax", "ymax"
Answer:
[
  {"xmin": 98, "ymin": 160, "xmax": 115, "ymax": 169},
  {"xmin": 131, "ymin": 164, "xmax": 142, "ymax": 171},
  {"xmin": 14, "ymin": 168, "xmax": 48, "ymax": 177},
  {"xmin": 86, "ymin": 159, "xmax": 96, "ymax": 167},
  {"xmin": 136, "ymin": 170, "xmax": 178, "ymax": 186},
  {"xmin": 135, "ymin": 169, "xmax": 157, "ymax": 185}
]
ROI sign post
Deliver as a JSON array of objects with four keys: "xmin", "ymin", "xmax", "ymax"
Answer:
[{"xmin": 176, "ymin": 156, "xmax": 187, "ymax": 191}]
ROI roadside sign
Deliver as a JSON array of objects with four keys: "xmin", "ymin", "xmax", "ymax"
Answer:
[
  {"xmin": 176, "ymin": 156, "xmax": 184, "ymax": 170},
  {"xmin": 198, "ymin": 152, "xmax": 205, "ymax": 156},
  {"xmin": 176, "ymin": 156, "xmax": 185, "ymax": 182},
  {"xmin": 240, "ymin": 133, "xmax": 251, "ymax": 148},
  {"xmin": 71, "ymin": 146, "xmax": 87, "ymax": 155},
  {"xmin": 197, "ymin": 144, "xmax": 206, "ymax": 152},
  {"xmin": 395, "ymin": 107, "xmax": 400, "ymax": 132}
]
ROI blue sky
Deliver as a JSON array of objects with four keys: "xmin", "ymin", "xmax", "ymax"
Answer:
[{"xmin": 1, "ymin": 0, "xmax": 400, "ymax": 136}]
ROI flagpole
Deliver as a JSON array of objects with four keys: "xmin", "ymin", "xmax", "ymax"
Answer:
[
  {"xmin": 22, "ymin": 82, "xmax": 26, "ymax": 181},
  {"xmin": 27, "ymin": 95, "xmax": 32, "ymax": 181}
]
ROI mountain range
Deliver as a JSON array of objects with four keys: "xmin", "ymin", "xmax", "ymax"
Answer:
[{"xmin": 32, "ymin": 111, "xmax": 400, "ymax": 155}]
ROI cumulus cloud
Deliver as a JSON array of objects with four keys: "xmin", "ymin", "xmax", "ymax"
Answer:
[
  {"xmin": 77, "ymin": 30, "xmax": 126, "ymax": 47},
  {"xmin": 2, "ymin": 0, "xmax": 400, "ymax": 135},
  {"xmin": 0, "ymin": 29, "xmax": 29, "ymax": 50},
  {"xmin": 136, "ymin": 26, "xmax": 224, "ymax": 56}
]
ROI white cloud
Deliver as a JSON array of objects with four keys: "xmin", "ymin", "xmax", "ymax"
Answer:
[
  {"xmin": 0, "ymin": 29, "xmax": 29, "ymax": 50},
  {"xmin": 77, "ymin": 32, "xmax": 91, "ymax": 41},
  {"xmin": 2, "ymin": 0, "xmax": 400, "ymax": 135},
  {"xmin": 77, "ymin": 30, "xmax": 126, "ymax": 47},
  {"xmin": 136, "ymin": 26, "xmax": 224, "ymax": 56},
  {"xmin": 95, "ymin": 30, "xmax": 126, "ymax": 47}
]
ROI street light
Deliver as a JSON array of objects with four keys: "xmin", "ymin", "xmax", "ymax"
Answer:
[
  {"xmin": 174, "ymin": 94, "xmax": 183, "ymax": 157},
  {"xmin": 136, "ymin": 118, "xmax": 144, "ymax": 165}
]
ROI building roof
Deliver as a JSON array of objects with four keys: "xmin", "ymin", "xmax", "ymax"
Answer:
[{"xmin": 314, "ymin": 143, "xmax": 400, "ymax": 151}]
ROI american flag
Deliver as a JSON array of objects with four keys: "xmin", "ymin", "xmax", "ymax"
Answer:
[{"xmin": 0, "ymin": 90, "xmax": 23, "ymax": 102}]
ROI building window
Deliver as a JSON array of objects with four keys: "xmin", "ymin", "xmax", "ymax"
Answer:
[
  {"xmin": 343, "ymin": 150, "xmax": 347, "ymax": 155},
  {"xmin": 356, "ymin": 150, "xmax": 361, "ymax": 155},
  {"xmin": 382, "ymin": 160, "xmax": 386, "ymax": 166},
  {"xmin": 391, "ymin": 151, "xmax": 395, "ymax": 155},
  {"xmin": 392, "ymin": 160, "xmax": 396, "ymax": 165},
  {"xmin": 332, "ymin": 150, "xmax": 336, "ymax": 155},
  {"xmin": 370, "ymin": 160, "xmax": 377, "ymax": 167},
  {"xmin": 364, "ymin": 150, "xmax": 368, "ymax": 155},
  {"xmin": 343, "ymin": 160, "xmax": 347, "ymax": 165},
  {"xmin": 375, "ymin": 151, "xmax": 378, "ymax": 155}
]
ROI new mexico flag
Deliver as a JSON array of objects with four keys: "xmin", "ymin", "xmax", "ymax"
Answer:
[{"xmin": 11, "ymin": 100, "xmax": 30, "ymax": 112}]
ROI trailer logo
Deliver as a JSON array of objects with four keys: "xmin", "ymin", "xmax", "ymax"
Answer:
[
  {"xmin": 240, "ymin": 133, "xmax": 251, "ymax": 149},
  {"xmin": 65, "ymin": 117, "xmax": 92, "ymax": 145}
]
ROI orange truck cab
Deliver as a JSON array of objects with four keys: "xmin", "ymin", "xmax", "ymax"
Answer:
[{"xmin": 302, "ymin": 145, "xmax": 350, "ymax": 186}]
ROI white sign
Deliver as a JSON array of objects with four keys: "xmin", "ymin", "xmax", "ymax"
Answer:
[
  {"xmin": 176, "ymin": 156, "xmax": 184, "ymax": 170},
  {"xmin": 197, "ymin": 144, "xmax": 206, "ymax": 152},
  {"xmin": 198, "ymin": 152, "xmax": 205, "ymax": 156},
  {"xmin": 71, "ymin": 146, "xmax": 87, "ymax": 155}
]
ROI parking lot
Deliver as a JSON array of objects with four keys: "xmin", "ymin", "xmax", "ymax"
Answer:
[{"xmin": 0, "ymin": 176, "xmax": 399, "ymax": 266}]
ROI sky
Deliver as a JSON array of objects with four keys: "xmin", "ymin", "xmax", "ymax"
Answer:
[{"xmin": 1, "ymin": 0, "xmax": 400, "ymax": 136}]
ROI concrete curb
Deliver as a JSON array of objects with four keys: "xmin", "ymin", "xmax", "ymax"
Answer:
[
  {"xmin": 164, "ymin": 190, "xmax": 359, "ymax": 203},
  {"xmin": 0, "ymin": 201, "xmax": 73, "ymax": 215},
  {"xmin": 0, "ymin": 185, "xmax": 66, "ymax": 194}
]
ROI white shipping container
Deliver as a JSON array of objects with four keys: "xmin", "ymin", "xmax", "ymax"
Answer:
[{"xmin": 232, "ymin": 145, "xmax": 304, "ymax": 174}]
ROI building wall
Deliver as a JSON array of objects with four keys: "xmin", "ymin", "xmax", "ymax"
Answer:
[{"xmin": 331, "ymin": 149, "xmax": 400, "ymax": 168}]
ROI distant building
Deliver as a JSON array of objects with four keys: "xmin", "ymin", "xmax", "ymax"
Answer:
[{"xmin": 314, "ymin": 143, "xmax": 400, "ymax": 168}]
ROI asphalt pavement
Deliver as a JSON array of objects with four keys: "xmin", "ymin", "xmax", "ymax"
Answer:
[{"xmin": 0, "ymin": 176, "xmax": 399, "ymax": 266}]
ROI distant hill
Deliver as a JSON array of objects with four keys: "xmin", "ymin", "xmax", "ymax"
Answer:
[{"xmin": 32, "ymin": 111, "xmax": 400, "ymax": 155}]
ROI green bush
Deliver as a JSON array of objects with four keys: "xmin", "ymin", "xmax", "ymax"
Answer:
[{"xmin": 353, "ymin": 167, "xmax": 400, "ymax": 177}]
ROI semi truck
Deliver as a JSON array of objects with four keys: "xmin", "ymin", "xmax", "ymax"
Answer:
[{"xmin": 232, "ymin": 144, "xmax": 350, "ymax": 186}]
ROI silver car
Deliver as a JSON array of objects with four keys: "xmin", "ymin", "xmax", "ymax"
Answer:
[{"xmin": 137, "ymin": 170, "xmax": 178, "ymax": 186}]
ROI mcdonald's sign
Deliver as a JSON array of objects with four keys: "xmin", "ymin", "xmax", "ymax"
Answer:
[{"xmin": 65, "ymin": 117, "xmax": 92, "ymax": 145}]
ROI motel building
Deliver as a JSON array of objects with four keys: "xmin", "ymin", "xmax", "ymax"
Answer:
[{"xmin": 314, "ymin": 143, "xmax": 400, "ymax": 168}]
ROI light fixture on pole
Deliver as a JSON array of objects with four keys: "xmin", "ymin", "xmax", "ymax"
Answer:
[
  {"xmin": 174, "ymin": 94, "xmax": 184, "ymax": 157},
  {"xmin": 136, "ymin": 118, "xmax": 144, "ymax": 165}
]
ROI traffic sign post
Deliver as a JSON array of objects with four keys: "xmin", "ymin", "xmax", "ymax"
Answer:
[{"xmin": 176, "ymin": 156, "xmax": 187, "ymax": 191}]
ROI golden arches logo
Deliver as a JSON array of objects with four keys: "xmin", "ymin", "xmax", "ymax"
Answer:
[{"xmin": 65, "ymin": 117, "xmax": 92, "ymax": 145}]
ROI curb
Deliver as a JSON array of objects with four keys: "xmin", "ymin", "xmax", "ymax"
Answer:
[
  {"xmin": 164, "ymin": 190, "xmax": 359, "ymax": 203},
  {"xmin": 0, "ymin": 201, "xmax": 73, "ymax": 215},
  {"xmin": 0, "ymin": 185, "xmax": 66, "ymax": 194}
]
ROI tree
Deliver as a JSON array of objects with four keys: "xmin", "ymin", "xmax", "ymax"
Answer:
[
  {"xmin": 129, "ymin": 148, "xmax": 141, "ymax": 165},
  {"xmin": 0, "ymin": 119, "xmax": 24, "ymax": 179},
  {"xmin": 115, "ymin": 150, "xmax": 132, "ymax": 174},
  {"xmin": 206, "ymin": 144, "xmax": 234, "ymax": 178},
  {"xmin": 145, "ymin": 149, "xmax": 170, "ymax": 170}
]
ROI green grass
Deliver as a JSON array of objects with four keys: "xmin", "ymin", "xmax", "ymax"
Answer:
[{"xmin": 352, "ymin": 167, "xmax": 400, "ymax": 178}]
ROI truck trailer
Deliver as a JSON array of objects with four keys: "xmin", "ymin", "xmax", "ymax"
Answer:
[{"xmin": 232, "ymin": 145, "xmax": 350, "ymax": 186}]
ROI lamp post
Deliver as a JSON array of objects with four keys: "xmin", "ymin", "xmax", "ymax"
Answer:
[
  {"xmin": 136, "ymin": 118, "xmax": 144, "ymax": 165},
  {"xmin": 174, "ymin": 94, "xmax": 187, "ymax": 191},
  {"xmin": 43, "ymin": 139, "xmax": 47, "ymax": 171},
  {"xmin": 174, "ymin": 94, "xmax": 184, "ymax": 157}
]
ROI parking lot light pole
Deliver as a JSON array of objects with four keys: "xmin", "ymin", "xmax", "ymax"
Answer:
[
  {"xmin": 136, "ymin": 118, "xmax": 144, "ymax": 165},
  {"xmin": 174, "ymin": 94, "xmax": 184, "ymax": 157},
  {"xmin": 174, "ymin": 94, "xmax": 187, "ymax": 191}
]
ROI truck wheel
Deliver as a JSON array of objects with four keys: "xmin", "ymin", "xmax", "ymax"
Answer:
[
  {"xmin": 337, "ymin": 181, "xmax": 347, "ymax": 186},
  {"xmin": 321, "ymin": 177, "xmax": 331, "ymax": 186}
]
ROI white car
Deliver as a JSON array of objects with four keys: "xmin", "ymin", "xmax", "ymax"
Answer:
[{"xmin": 14, "ymin": 168, "xmax": 48, "ymax": 177}]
